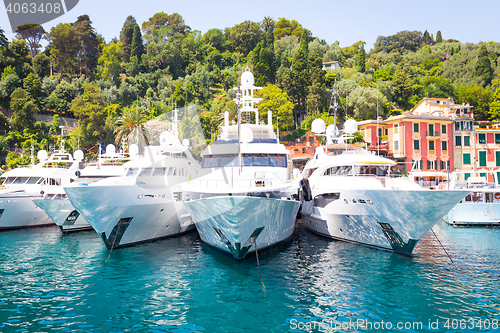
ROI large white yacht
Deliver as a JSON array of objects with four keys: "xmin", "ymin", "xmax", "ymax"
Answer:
[
  {"xmin": 443, "ymin": 171, "xmax": 500, "ymax": 226},
  {"xmin": 64, "ymin": 128, "xmax": 201, "ymax": 249},
  {"xmin": 0, "ymin": 142, "xmax": 82, "ymax": 230},
  {"xmin": 183, "ymin": 69, "xmax": 300, "ymax": 260},
  {"xmin": 33, "ymin": 144, "xmax": 132, "ymax": 232},
  {"xmin": 298, "ymin": 119, "xmax": 469, "ymax": 254}
]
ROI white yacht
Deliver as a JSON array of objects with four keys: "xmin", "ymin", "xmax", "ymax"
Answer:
[
  {"xmin": 0, "ymin": 142, "xmax": 82, "ymax": 230},
  {"xmin": 298, "ymin": 119, "xmax": 469, "ymax": 254},
  {"xmin": 183, "ymin": 69, "xmax": 300, "ymax": 260},
  {"xmin": 443, "ymin": 171, "xmax": 500, "ymax": 226},
  {"xmin": 33, "ymin": 144, "xmax": 131, "ymax": 232},
  {"xmin": 64, "ymin": 130, "xmax": 201, "ymax": 249}
]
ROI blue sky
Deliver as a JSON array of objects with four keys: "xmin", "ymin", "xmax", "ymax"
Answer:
[{"xmin": 1, "ymin": 0, "xmax": 499, "ymax": 51}]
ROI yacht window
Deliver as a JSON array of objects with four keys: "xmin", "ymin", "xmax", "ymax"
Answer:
[
  {"xmin": 3, "ymin": 177, "xmax": 16, "ymax": 185},
  {"xmin": 126, "ymin": 168, "xmax": 139, "ymax": 177},
  {"xmin": 26, "ymin": 177, "xmax": 41, "ymax": 184},
  {"xmin": 167, "ymin": 167, "xmax": 175, "ymax": 176},
  {"xmin": 323, "ymin": 167, "xmax": 339, "ymax": 176},
  {"xmin": 269, "ymin": 155, "xmax": 286, "ymax": 167},
  {"xmin": 220, "ymin": 155, "xmax": 237, "ymax": 166},
  {"xmin": 48, "ymin": 178, "xmax": 61, "ymax": 185},
  {"xmin": 139, "ymin": 168, "xmax": 152, "ymax": 176},
  {"xmin": 203, "ymin": 156, "xmax": 220, "ymax": 168},
  {"xmin": 253, "ymin": 155, "xmax": 269, "ymax": 166},
  {"xmin": 303, "ymin": 167, "xmax": 318, "ymax": 179},
  {"xmin": 13, "ymin": 177, "xmax": 29, "ymax": 184},
  {"xmin": 153, "ymin": 168, "xmax": 166, "ymax": 176},
  {"xmin": 314, "ymin": 193, "xmax": 340, "ymax": 208}
]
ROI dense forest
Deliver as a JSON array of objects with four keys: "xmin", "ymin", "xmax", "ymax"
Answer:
[{"xmin": 1, "ymin": 13, "xmax": 500, "ymax": 169}]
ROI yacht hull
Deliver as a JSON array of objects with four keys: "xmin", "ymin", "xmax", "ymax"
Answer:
[
  {"xmin": 64, "ymin": 185, "xmax": 194, "ymax": 248},
  {"xmin": 445, "ymin": 202, "xmax": 500, "ymax": 226},
  {"xmin": 185, "ymin": 196, "xmax": 300, "ymax": 260},
  {"xmin": 33, "ymin": 199, "xmax": 92, "ymax": 232},
  {"xmin": 300, "ymin": 189, "xmax": 468, "ymax": 254},
  {"xmin": 0, "ymin": 192, "xmax": 53, "ymax": 229}
]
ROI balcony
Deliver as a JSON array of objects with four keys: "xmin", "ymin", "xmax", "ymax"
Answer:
[{"xmin": 426, "ymin": 131, "xmax": 440, "ymax": 139}]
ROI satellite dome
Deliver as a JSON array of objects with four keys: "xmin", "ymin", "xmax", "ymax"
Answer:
[
  {"xmin": 240, "ymin": 68, "xmax": 254, "ymax": 85},
  {"xmin": 311, "ymin": 119, "xmax": 326, "ymax": 134},
  {"xmin": 344, "ymin": 119, "xmax": 358, "ymax": 134}
]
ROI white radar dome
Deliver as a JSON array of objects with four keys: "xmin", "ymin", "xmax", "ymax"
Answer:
[
  {"xmin": 311, "ymin": 119, "xmax": 326, "ymax": 134},
  {"xmin": 37, "ymin": 150, "xmax": 48, "ymax": 161},
  {"xmin": 240, "ymin": 68, "xmax": 254, "ymax": 85},
  {"xmin": 344, "ymin": 119, "xmax": 358, "ymax": 134},
  {"xmin": 73, "ymin": 150, "xmax": 84, "ymax": 161},
  {"xmin": 241, "ymin": 126, "xmax": 254, "ymax": 143},
  {"xmin": 105, "ymin": 144, "xmax": 116, "ymax": 155},
  {"xmin": 129, "ymin": 144, "xmax": 139, "ymax": 156}
]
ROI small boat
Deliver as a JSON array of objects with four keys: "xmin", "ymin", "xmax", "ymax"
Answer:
[
  {"xmin": 298, "ymin": 119, "xmax": 469, "ymax": 254},
  {"xmin": 443, "ymin": 171, "xmax": 500, "ymax": 226},
  {"xmin": 0, "ymin": 141, "xmax": 82, "ymax": 230},
  {"xmin": 64, "ymin": 125, "xmax": 201, "ymax": 249},
  {"xmin": 183, "ymin": 68, "xmax": 300, "ymax": 260},
  {"xmin": 33, "ymin": 144, "xmax": 131, "ymax": 233}
]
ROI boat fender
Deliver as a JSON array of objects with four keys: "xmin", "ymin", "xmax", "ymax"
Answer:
[
  {"xmin": 300, "ymin": 178, "xmax": 313, "ymax": 202},
  {"xmin": 495, "ymin": 192, "xmax": 500, "ymax": 200}
]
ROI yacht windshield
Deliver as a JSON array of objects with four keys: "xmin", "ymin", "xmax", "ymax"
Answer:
[
  {"xmin": 202, "ymin": 154, "xmax": 287, "ymax": 168},
  {"xmin": 126, "ymin": 168, "xmax": 139, "ymax": 177},
  {"xmin": 323, "ymin": 165, "xmax": 395, "ymax": 176},
  {"xmin": 12, "ymin": 177, "xmax": 29, "ymax": 184},
  {"xmin": 26, "ymin": 177, "xmax": 42, "ymax": 184}
]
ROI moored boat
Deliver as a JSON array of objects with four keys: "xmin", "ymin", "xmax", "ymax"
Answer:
[
  {"xmin": 0, "ymin": 142, "xmax": 82, "ymax": 230},
  {"xmin": 443, "ymin": 171, "xmax": 500, "ymax": 226},
  {"xmin": 33, "ymin": 144, "xmax": 132, "ymax": 232},
  {"xmin": 183, "ymin": 68, "xmax": 300, "ymax": 260},
  {"xmin": 298, "ymin": 119, "xmax": 469, "ymax": 254},
  {"xmin": 64, "ymin": 126, "xmax": 201, "ymax": 249}
]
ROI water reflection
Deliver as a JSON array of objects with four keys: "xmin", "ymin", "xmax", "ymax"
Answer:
[{"xmin": 0, "ymin": 222, "xmax": 499, "ymax": 332}]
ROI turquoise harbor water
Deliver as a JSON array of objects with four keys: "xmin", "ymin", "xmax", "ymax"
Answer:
[{"xmin": 1, "ymin": 222, "xmax": 499, "ymax": 333}]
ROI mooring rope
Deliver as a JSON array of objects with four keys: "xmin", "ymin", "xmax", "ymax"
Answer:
[
  {"xmin": 253, "ymin": 237, "xmax": 266, "ymax": 292},
  {"xmin": 431, "ymin": 228, "xmax": 453, "ymax": 263}
]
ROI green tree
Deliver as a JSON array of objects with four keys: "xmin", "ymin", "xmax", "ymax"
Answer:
[
  {"xmin": 287, "ymin": 30, "xmax": 310, "ymax": 125},
  {"xmin": 15, "ymin": 24, "xmax": 45, "ymax": 58},
  {"xmin": 130, "ymin": 24, "xmax": 144, "ymax": 60},
  {"xmin": 48, "ymin": 23, "xmax": 82, "ymax": 78},
  {"xmin": 10, "ymin": 88, "xmax": 38, "ymax": 131},
  {"xmin": 373, "ymin": 31, "xmax": 423, "ymax": 53},
  {"xmin": 391, "ymin": 68, "xmax": 413, "ymax": 108},
  {"xmin": 71, "ymin": 84, "xmax": 108, "ymax": 147},
  {"xmin": 73, "ymin": 15, "xmax": 100, "ymax": 78},
  {"xmin": 475, "ymin": 44, "xmax": 492, "ymax": 86},
  {"xmin": 255, "ymin": 84, "xmax": 294, "ymax": 132},
  {"xmin": 0, "ymin": 27, "xmax": 7, "ymax": 49},
  {"xmin": 307, "ymin": 55, "xmax": 326, "ymax": 115},
  {"xmin": 120, "ymin": 16, "xmax": 136, "ymax": 62},
  {"xmin": 32, "ymin": 53, "xmax": 50, "ymax": 77},
  {"xmin": 22, "ymin": 73, "xmax": 41, "ymax": 100},
  {"xmin": 114, "ymin": 106, "xmax": 149, "ymax": 145},
  {"xmin": 436, "ymin": 30, "xmax": 443, "ymax": 43},
  {"xmin": 141, "ymin": 12, "xmax": 191, "ymax": 38},
  {"xmin": 227, "ymin": 21, "xmax": 263, "ymax": 55},
  {"xmin": 355, "ymin": 44, "xmax": 366, "ymax": 73},
  {"xmin": 250, "ymin": 21, "xmax": 275, "ymax": 86},
  {"xmin": 96, "ymin": 41, "xmax": 123, "ymax": 84},
  {"xmin": 274, "ymin": 18, "xmax": 304, "ymax": 40}
]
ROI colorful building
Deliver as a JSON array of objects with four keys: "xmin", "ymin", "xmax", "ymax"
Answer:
[
  {"xmin": 357, "ymin": 119, "xmax": 389, "ymax": 156},
  {"xmin": 285, "ymin": 132, "xmax": 323, "ymax": 169}
]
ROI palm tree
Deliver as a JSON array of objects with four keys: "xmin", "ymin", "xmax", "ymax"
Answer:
[{"xmin": 114, "ymin": 106, "xmax": 150, "ymax": 146}]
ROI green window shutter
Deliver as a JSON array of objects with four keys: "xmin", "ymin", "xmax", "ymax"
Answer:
[
  {"xmin": 429, "ymin": 124, "xmax": 434, "ymax": 136},
  {"xmin": 414, "ymin": 123, "xmax": 419, "ymax": 132},
  {"xmin": 442, "ymin": 141, "xmax": 447, "ymax": 151},
  {"xmin": 464, "ymin": 136, "xmax": 470, "ymax": 146},
  {"xmin": 496, "ymin": 151, "xmax": 500, "ymax": 167},
  {"xmin": 465, "ymin": 173, "xmax": 470, "ymax": 180},
  {"xmin": 463, "ymin": 153, "xmax": 471, "ymax": 164},
  {"xmin": 429, "ymin": 140, "xmax": 435, "ymax": 150},
  {"xmin": 479, "ymin": 133, "xmax": 486, "ymax": 143},
  {"xmin": 442, "ymin": 124, "xmax": 446, "ymax": 134},
  {"xmin": 414, "ymin": 140, "xmax": 419, "ymax": 150},
  {"xmin": 456, "ymin": 136, "xmax": 462, "ymax": 146},
  {"xmin": 479, "ymin": 151, "xmax": 487, "ymax": 166},
  {"xmin": 496, "ymin": 134, "xmax": 500, "ymax": 144}
]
